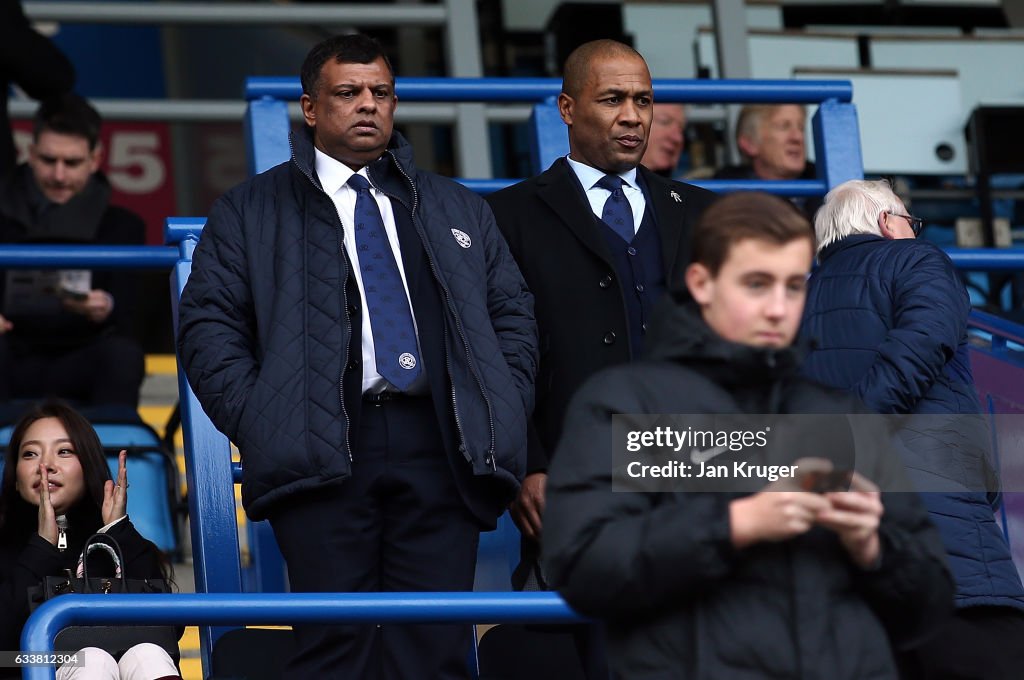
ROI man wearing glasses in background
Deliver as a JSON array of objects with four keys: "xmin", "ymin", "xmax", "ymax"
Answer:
[{"xmin": 800, "ymin": 179, "xmax": 1024, "ymax": 680}]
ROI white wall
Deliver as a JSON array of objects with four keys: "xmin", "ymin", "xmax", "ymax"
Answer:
[
  {"xmin": 795, "ymin": 69, "xmax": 968, "ymax": 174},
  {"xmin": 624, "ymin": 3, "xmax": 782, "ymax": 79}
]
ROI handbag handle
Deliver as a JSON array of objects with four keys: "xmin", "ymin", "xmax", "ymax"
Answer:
[{"xmin": 75, "ymin": 534, "xmax": 125, "ymax": 586}]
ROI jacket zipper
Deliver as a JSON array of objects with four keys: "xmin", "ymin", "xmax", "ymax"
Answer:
[
  {"xmin": 371, "ymin": 156, "xmax": 497, "ymax": 469},
  {"xmin": 289, "ymin": 138, "xmax": 353, "ymax": 461},
  {"xmin": 56, "ymin": 514, "xmax": 68, "ymax": 552}
]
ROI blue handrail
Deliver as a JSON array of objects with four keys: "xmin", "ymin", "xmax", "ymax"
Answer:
[
  {"xmin": 944, "ymin": 249, "xmax": 1024, "ymax": 272},
  {"xmin": 0, "ymin": 245, "xmax": 177, "ymax": 268},
  {"xmin": 2, "ymin": 242, "xmax": 1021, "ymax": 272},
  {"xmin": 245, "ymin": 77, "xmax": 854, "ymax": 104},
  {"xmin": 21, "ymin": 593, "xmax": 584, "ymax": 680},
  {"xmin": 969, "ymin": 309, "xmax": 1024, "ymax": 346}
]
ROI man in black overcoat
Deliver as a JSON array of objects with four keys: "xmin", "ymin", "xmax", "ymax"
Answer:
[{"xmin": 486, "ymin": 38, "xmax": 716, "ymax": 676}]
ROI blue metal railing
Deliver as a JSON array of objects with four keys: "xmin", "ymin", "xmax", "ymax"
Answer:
[
  {"xmin": 969, "ymin": 309, "xmax": 1024, "ymax": 345},
  {"xmin": 4, "ymin": 241, "xmax": 1020, "ymax": 273},
  {"xmin": 0, "ymin": 245, "xmax": 177, "ymax": 268},
  {"xmin": 968, "ymin": 309, "xmax": 1024, "ymax": 360},
  {"xmin": 21, "ymin": 593, "xmax": 584, "ymax": 680},
  {"xmin": 242, "ymin": 76, "xmax": 863, "ymax": 195},
  {"xmin": 245, "ymin": 76, "xmax": 853, "ymax": 103},
  {"xmin": 946, "ymin": 250, "xmax": 1024, "ymax": 273}
]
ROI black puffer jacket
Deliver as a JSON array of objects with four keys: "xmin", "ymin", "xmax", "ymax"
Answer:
[
  {"xmin": 543, "ymin": 298, "xmax": 953, "ymax": 680},
  {"xmin": 178, "ymin": 128, "xmax": 537, "ymax": 521}
]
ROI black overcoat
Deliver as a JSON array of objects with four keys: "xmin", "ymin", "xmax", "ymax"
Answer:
[{"xmin": 487, "ymin": 158, "xmax": 715, "ymax": 472}]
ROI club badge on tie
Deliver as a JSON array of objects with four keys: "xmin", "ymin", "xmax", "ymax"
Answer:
[{"xmin": 670, "ymin": 190, "xmax": 682, "ymax": 203}]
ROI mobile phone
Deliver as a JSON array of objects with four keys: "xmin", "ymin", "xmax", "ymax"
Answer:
[
  {"xmin": 59, "ymin": 288, "xmax": 88, "ymax": 302},
  {"xmin": 800, "ymin": 469, "xmax": 853, "ymax": 493}
]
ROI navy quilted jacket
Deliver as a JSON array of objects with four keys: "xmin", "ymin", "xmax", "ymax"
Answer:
[
  {"xmin": 178, "ymin": 129, "xmax": 537, "ymax": 521},
  {"xmin": 802, "ymin": 234, "xmax": 1024, "ymax": 610}
]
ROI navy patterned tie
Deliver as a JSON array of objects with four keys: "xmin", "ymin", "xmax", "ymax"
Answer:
[
  {"xmin": 597, "ymin": 175, "xmax": 635, "ymax": 243},
  {"xmin": 348, "ymin": 173, "xmax": 421, "ymax": 391}
]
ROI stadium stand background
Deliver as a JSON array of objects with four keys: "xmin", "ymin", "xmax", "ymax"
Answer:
[{"xmin": 8, "ymin": 2, "xmax": 1024, "ymax": 678}]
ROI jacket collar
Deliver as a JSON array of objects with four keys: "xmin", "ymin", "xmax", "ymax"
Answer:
[
  {"xmin": 818, "ymin": 233, "xmax": 885, "ymax": 264},
  {"xmin": 290, "ymin": 126, "xmax": 418, "ymax": 209}
]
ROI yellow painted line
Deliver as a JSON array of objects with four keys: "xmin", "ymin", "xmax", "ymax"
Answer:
[{"xmin": 145, "ymin": 354, "xmax": 178, "ymax": 375}]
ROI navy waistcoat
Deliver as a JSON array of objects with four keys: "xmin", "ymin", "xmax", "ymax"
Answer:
[{"xmin": 597, "ymin": 192, "xmax": 665, "ymax": 357}]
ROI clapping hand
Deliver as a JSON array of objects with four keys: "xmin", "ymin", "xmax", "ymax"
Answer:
[
  {"xmin": 37, "ymin": 464, "xmax": 58, "ymax": 545},
  {"xmin": 101, "ymin": 450, "xmax": 129, "ymax": 525}
]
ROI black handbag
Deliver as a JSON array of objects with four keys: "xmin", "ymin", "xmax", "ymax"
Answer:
[{"xmin": 28, "ymin": 532, "xmax": 180, "ymax": 664}]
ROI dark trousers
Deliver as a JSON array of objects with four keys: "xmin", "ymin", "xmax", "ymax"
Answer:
[
  {"xmin": 898, "ymin": 606, "xmax": 1024, "ymax": 680},
  {"xmin": 0, "ymin": 333, "xmax": 144, "ymax": 408},
  {"xmin": 269, "ymin": 396, "xmax": 480, "ymax": 680}
]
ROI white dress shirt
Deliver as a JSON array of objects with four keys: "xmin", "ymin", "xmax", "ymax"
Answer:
[
  {"xmin": 314, "ymin": 148, "xmax": 425, "ymax": 395},
  {"xmin": 566, "ymin": 156, "xmax": 647, "ymax": 236}
]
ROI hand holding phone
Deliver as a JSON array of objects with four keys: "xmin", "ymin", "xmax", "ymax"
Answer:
[{"xmin": 799, "ymin": 469, "xmax": 854, "ymax": 494}]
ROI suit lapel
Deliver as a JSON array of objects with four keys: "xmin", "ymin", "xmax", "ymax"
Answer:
[
  {"xmin": 537, "ymin": 159, "xmax": 614, "ymax": 266},
  {"xmin": 641, "ymin": 167, "xmax": 688, "ymax": 282}
]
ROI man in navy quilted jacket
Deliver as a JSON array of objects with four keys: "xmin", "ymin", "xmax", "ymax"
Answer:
[
  {"xmin": 801, "ymin": 179, "xmax": 1024, "ymax": 680},
  {"xmin": 177, "ymin": 34, "xmax": 537, "ymax": 680}
]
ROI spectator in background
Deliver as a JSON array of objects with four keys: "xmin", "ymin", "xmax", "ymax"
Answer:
[
  {"xmin": 178, "ymin": 34, "xmax": 536, "ymax": 679},
  {"xmin": 0, "ymin": 94, "xmax": 146, "ymax": 415},
  {"xmin": 641, "ymin": 102, "xmax": 686, "ymax": 178},
  {"xmin": 0, "ymin": 0, "xmax": 75, "ymax": 179},
  {"xmin": 715, "ymin": 103, "xmax": 821, "ymax": 218},
  {"xmin": 801, "ymin": 179, "xmax": 1024, "ymax": 680},
  {"xmin": 543, "ymin": 191, "xmax": 952, "ymax": 679}
]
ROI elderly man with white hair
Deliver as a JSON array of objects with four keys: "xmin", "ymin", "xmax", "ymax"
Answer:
[{"xmin": 801, "ymin": 178, "xmax": 1024, "ymax": 680}]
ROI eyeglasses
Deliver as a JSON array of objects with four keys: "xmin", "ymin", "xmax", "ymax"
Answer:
[{"xmin": 887, "ymin": 211, "xmax": 925, "ymax": 237}]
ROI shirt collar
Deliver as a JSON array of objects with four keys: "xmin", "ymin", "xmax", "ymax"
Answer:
[
  {"xmin": 565, "ymin": 155, "xmax": 638, "ymax": 191},
  {"xmin": 314, "ymin": 147, "xmax": 367, "ymax": 196}
]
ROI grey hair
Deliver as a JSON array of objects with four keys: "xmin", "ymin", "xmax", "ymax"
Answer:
[{"xmin": 813, "ymin": 179, "xmax": 904, "ymax": 254}]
